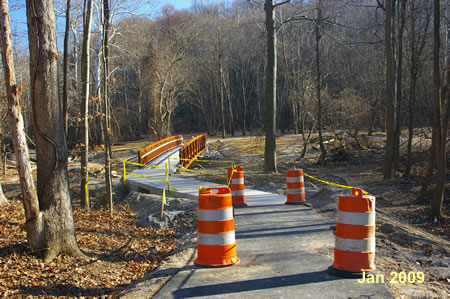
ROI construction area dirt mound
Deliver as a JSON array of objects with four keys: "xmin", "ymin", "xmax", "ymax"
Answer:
[
  {"xmin": 121, "ymin": 192, "xmax": 197, "ymax": 232},
  {"xmin": 307, "ymin": 187, "xmax": 340, "ymax": 212}
]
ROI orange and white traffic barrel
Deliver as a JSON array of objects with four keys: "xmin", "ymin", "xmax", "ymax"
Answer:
[
  {"xmin": 227, "ymin": 167, "xmax": 247, "ymax": 207},
  {"xmin": 286, "ymin": 168, "xmax": 307, "ymax": 205},
  {"xmin": 329, "ymin": 188, "xmax": 376, "ymax": 278},
  {"xmin": 195, "ymin": 187, "xmax": 240, "ymax": 267}
]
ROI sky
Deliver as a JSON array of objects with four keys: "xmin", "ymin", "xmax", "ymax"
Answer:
[
  {"xmin": 8, "ymin": 0, "xmax": 194, "ymax": 52},
  {"xmin": 167, "ymin": 0, "xmax": 193, "ymax": 10}
]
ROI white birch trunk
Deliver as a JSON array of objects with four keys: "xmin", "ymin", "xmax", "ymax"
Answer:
[
  {"xmin": 0, "ymin": 182, "xmax": 7, "ymax": 205},
  {"xmin": 0, "ymin": 0, "xmax": 39, "ymax": 220}
]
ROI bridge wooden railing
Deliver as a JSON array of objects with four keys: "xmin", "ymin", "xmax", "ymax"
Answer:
[
  {"xmin": 179, "ymin": 134, "xmax": 207, "ymax": 169},
  {"xmin": 138, "ymin": 135, "xmax": 183, "ymax": 166}
]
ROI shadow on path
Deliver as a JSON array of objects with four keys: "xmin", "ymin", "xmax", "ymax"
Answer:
[{"xmin": 171, "ymin": 270, "xmax": 340, "ymax": 298}]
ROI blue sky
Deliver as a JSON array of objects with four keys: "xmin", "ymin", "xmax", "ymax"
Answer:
[
  {"xmin": 8, "ymin": 0, "xmax": 194, "ymax": 51},
  {"xmin": 167, "ymin": 0, "xmax": 193, "ymax": 10}
]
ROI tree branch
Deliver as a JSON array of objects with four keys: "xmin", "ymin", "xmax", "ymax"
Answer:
[{"xmin": 274, "ymin": 0, "xmax": 290, "ymax": 9}]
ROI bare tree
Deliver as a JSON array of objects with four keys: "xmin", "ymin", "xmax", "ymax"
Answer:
[
  {"xmin": 102, "ymin": 0, "xmax": 113, "ymax": 214},
  {"xmin": 383, "ymin": 0, "xmax": 396, "ymax": 180},
  {"xmin": 393, "ymin": 0, "xmax": 406, "ymax": 170},
  {"xmin": 405, "ymin": 0, "xmax": 430, "ymax": 175},
  {"xmin": 1, "ymin": 0, "xmax": 38, "ymax": 232},
  {"xmin": 264, "ymin": 0, "xmax": 291, "ymax": 172},
  {"xmin": 80, "ymin": 0, "xmax": 93, "ymax": 209},
  {"xmin": 430, "ymin": 0, "xmax": 449, "ymax": 219},
  {"xmin": 148, "ymin": 9, "xmax": 195, "ymax": 138},
  {"xmin": 314, "ymin": 0, "xmax": 327, "ymax": 165},
  {"xmin": 62, "ymin": 0, "xmax": 71, "ymax": 136},
  {"xmin": 26, "ymin": 0, "xmax": 83, "ymax": 261}
]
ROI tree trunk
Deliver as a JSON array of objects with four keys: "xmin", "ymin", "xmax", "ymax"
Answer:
[
  {"xmin": 219, "ymin": 58, "xmax": 226, "ymax": 139},
  {"xmin": 1, "ymin": 0, "xmax": 39, "ymax": 235},
  {"xmin": 405, "ymin": 0, "xmax": 430, "ymax": 176},
  {"xmin": 26, "ymin": 0, "xmax": 82, "ymax": 261},
  {"xmin": 1, "ymin": 137, "xmax": 5, "ymax": 176},
  {"xmin": 315, "ymin": 2, "xmax": 326, "ymax": 165},
  {"xmin": 224, "ymin": 73, "xmax": 235, "ymax": 137},
  {"xmin": 430, "ymin": 0, "xmax": 448, "ymax": 219},
  {"xmin": 264, "ymin": 0, "xmax": 278, "ymax": 172},
  {"xmin": 406, "ymin": 75, "xmax": 417, "ymax": 176},
  {"xmin": 300, "ymin": 117, "xmax": 317, "ymax": 159},
  {"xmin": 80, "ymin": 0, "xmax": 93, "ymax": 210},
  {"xmin": 102, "ymin": 0, "xmax": 113, "ymax": 215},
  {"xmin": 62, "ymin": 0, "xmax": 71, "ymax": 137},
  {"xmin": 0, "ymin": 182, "xmax": 7, "ymax": 206},
  {"xmin": 383, "ymin": 0, "xmax": 396, "ymax": 180},
  {"xmin": 393, "ymin": 0, "xmax": 406, "ymax": 171},
  {"xmin": 121, "ymin": 59, "xmax": 133, "ymax": 136}
]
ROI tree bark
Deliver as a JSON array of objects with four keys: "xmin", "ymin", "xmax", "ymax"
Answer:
[
  {"xmin": 62, "ymin": 0, "xmax": 71, "ymax": 137},
  {"xmin": 315, "ymin": 1, "xmax": 327, "ymax": 165},
  {"xmin": 0, "ymin": 182, "xmax": 7, "ymax": 206},
  {"xmin": 102, "ymin": 0, "xmax": 113, "ymax": 215},
  {"xmin": 264, "ymin": 0, "xmax": 278, "ymax": 172},
  {"xmin": 1, "ymin": 137, "xmax": 5, "ymax": 176},
  {"xmin": 430, "ymin": 0, "xmax": 448, "ymax": 219},
  {"xmin": 80, "ymin": 0, "xmax": 93, "ymax": 210},
  {"xmin": 219, "ymin": 53, "xmax": 226, "ymax": 139},
  {"xmin": 383, "ymin": 0, "xmax": 396, "ymax": 180},
  {"xmin": 393, "ymin": 0, "xmax": 406, "ymax": 171},
  {"xmin": 1, "ymin": 0, "xmax": 39, "ymax": 233},
  {"xmin": 26, "ymin": 0, "xmax": 82, "ymax": 261}
]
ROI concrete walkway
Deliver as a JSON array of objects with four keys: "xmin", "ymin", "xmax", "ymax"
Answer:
[{"xmin": 125, "ymin": 155, "xmax": 393, "ymax": 298}]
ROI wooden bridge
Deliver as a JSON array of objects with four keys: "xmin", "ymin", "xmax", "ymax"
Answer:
[
  {"xmin": 124, "ymin": 133, "xmax": 208, "ymax": 195},
  {"xmin": 137, "ymin": 133, "xmax": 207, "ymax": 169}
]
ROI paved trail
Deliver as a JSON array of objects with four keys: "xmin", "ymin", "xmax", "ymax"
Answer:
[{"xmin": 124, "ymin": 150, "xmax": 393, "ymax": 299}]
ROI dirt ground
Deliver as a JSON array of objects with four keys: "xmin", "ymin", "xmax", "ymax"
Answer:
[{"xmin": 0, "ymin": 132, "xmax": 449, "ymax": 298}]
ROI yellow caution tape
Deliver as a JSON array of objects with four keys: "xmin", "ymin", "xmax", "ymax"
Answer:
[
  {"xmin": 171, "ymin": 165, "xmax": 229, "ymax": 179},
  {"xmin": 123, "ymin": 160, "xmax": 180, "ymax": 193},
  {"xmin": 303, "ymin": 172, "xmax": 368, "ymax": 195},
  {"xmin": 124, "ymin": 159, "xmax": 237, "ymax": 192}
]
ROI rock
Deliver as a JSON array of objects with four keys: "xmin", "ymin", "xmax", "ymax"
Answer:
[
  {"xmin": 111, "ymin": 170, "xmax": 119, "ymax": 178},
  {"xmin": 217, "ymin": 143, "xmax": 233, "ymax": 158},
  {"xmin": 308, "ymin": 188, "xmax": 339, "ymax": 211},
  {"xmin": 138, "ymin": 211, "xmax": 183, "ymax": 229},
  {"xmin": 378, "ymin": 223, "xmax": 396, "ymax": 234},
  {"xmin": 124, "ymin": 192, "xmax": 197, "ymax": 231},
  {"xmin": 200, "ymin": 150, "xmax": 224, "ymax": 160}
]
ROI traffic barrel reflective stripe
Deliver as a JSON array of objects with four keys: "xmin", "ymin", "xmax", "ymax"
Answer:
[
  {"xmin": 330, "ymin": 188, "xmax": 376, "ymax": 277},
  {"xmin": 195, "ymin": 187, "xmax": 240, "ymax": 267},
  {"xmin": 286, "ymin": 168, "xmax": 306, "ymax": 205},
  {"xmin": 227, "ymin": 167, "xmax": 247, "ymax": 207}
]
